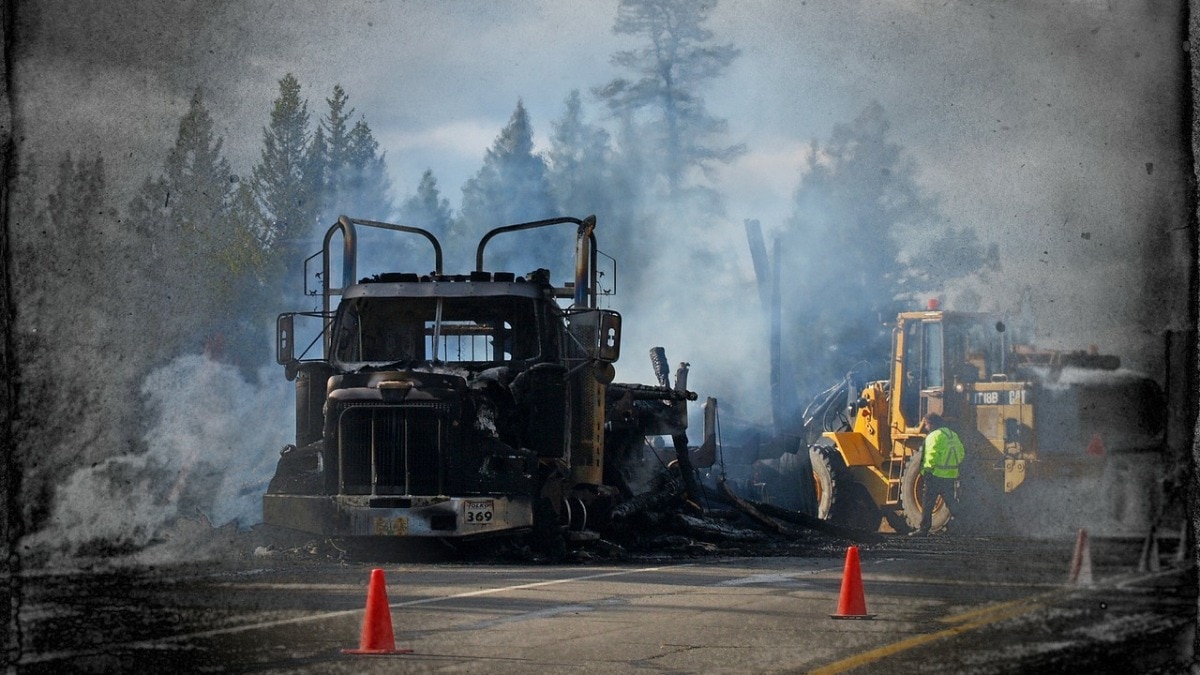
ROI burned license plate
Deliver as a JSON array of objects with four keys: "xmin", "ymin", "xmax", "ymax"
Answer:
[
  {"xmin": 464, "ymin": 500, "xmax": 495, "ymax": 525},
  {"xmin": 373, "ymin": 516, "xmax": 408, "ymax": 536}
]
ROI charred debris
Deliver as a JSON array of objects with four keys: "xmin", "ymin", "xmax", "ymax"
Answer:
[{"xmin": 258, "ymin": 344, "xmax": 880, "ymax": 565}]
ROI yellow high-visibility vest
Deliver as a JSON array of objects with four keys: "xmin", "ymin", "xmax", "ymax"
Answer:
[{"xmin": 923, "ymin": 427, "xmax": 965, "ymax": 478}]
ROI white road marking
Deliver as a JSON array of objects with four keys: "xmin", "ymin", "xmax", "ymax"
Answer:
[
  {"xmin": 162, "ymin": 564, "xmax": 686, "ymax": 642},
  {"xmin": 17, "ymin": 564, "xmax": 691, "ymax": 664}
]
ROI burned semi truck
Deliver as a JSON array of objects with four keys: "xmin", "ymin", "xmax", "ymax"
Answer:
[{"xmin": 263, "ymin": 215, "xmax": 694, "ymax": 549}]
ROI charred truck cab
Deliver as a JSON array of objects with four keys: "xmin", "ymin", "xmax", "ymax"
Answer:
[{"xmin": 265, "ymin": 215, "xmax": 634, "ymax": 545}]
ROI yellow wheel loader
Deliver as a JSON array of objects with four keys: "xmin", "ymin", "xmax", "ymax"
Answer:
[{"xmin": 805, "ymin": 304, "xmax": 1165, "ymax": 535}]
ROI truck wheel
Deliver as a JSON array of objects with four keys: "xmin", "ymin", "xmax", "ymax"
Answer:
[
  {"xmin": 901, "ymin": 450, "xmax": 951, "ymax": 532},
  {"xmin": 531, "ymin": 497, "xmax": 567, "ymax": 561}
]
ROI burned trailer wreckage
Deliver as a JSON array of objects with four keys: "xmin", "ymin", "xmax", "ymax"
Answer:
[{"xmin": 263, "ymin": 215, "xmax": 735, "ymax": 553}]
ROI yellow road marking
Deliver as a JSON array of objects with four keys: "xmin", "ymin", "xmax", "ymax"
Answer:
[
  {"xmin": 936, "ymin": 594, "xmax": 1047, "ymax": 625},
  {"xmin": 810, "ymin": 588, "xmax": 1070, "ymax": 675}
]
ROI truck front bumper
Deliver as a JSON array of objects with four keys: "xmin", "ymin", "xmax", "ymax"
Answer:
[{"xmin": 262, "ymin": 493, "xmax": 534, "ymax": 538}]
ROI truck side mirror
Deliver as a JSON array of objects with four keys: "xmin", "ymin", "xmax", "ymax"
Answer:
[
  {"xmin": 277, "ymin": 313, "xmax": 295, "ymax": 366},
  {"xmin": 597, "ymin": 310, "xmax": 621, "ymax": 363},
  {"xmin": 569, "ymin": 309, "xmax": 622, "ymax": 363}
]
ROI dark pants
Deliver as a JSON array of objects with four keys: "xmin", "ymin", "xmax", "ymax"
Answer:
[{"xmin": 919, "ymin": 474, "xmax": 959, "ymax": 532}]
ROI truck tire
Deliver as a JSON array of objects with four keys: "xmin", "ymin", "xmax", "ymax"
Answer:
[
  {"xmin": 531, "ymin": 496, "xmax": 567, "ymax": 561},
  {"xmin": 901, "ymin": 449, "xmax": 951, "ymax": 532}
]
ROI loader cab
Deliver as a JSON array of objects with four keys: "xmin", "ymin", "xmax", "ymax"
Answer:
[{"xmin": 893, "ymin": 310, "xmax": 1007, "ymax": 432}]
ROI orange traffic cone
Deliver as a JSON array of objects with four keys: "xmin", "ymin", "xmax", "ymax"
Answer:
[
  {"xmin": 342, "ymin": 568, "xmax": 414, "ymax": 655},
  {"xmin": 1068, "ymin": 529, "xmax": 1094, "ymax": 586},
  {"xmin": 830, "ymin": 546, "xmax": 876, "ymax": 619}
]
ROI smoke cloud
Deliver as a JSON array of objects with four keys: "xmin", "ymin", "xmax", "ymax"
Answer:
[{"xmin": 22, "ymin": 355, "xmax": 292, "ymax": 563}]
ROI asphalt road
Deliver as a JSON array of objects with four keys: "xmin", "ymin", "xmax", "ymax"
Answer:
[{"xmin": 9, "ymin": 533, "xmax": 1196, "ymax": 673}]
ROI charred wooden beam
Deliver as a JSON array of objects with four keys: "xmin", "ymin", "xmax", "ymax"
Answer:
[
  {"xmin": 751, "ymin": 499, "xmax": 883, "ymax": 544},
  {"xmin": 610, "ymin": 485, "xmax": 680, "ymax": 521},
  {"xmin": 608, "ymin": 383, "xmax": 698, "ymax": 402},
  {"xmin": 717, "ymin": 478, "xmax": 882, "ymax": 544},
  {"xmin": 674, "ymin": 513, "xmax": 768, "ymax": 542}
]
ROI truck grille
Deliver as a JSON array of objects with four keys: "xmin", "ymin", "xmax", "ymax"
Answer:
[{"xmin": 337, "ymin": 402, "xmax": 450, "ymax": 495}]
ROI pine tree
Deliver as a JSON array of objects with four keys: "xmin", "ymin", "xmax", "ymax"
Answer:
[
  {"xmin": 401, "ymin": 169, "xmax": 453, "ymax": 235},
  {"xmin": 459, "ymin": 100, "xmax": 559, "ymax": 273},
  {"xmin": 163, "ymin": 91, "xmax": 234, "ymax": 232},
  {"xmin": 544, "ymin": 90, "xmax": 644, "ymax": 293},
  {"xmin": 45, "ymin": 154, "xmax": 107, "ymax": 271},
  {"xmin": 18, "ymin": 153, "xmax": 137, "ymax": 505},
  {"xmin": 304, "ymin": 124, "xmax": 329, "ymax": 223},
  {"xmin": 214, "ymin": 178, "xmax": 276, "ymax": 365},
  {"xmin": 308, "ymin": 84, "xmax": 392, "ymax": 227},
  {"xmin": 41, "ymin": 154, "xmax": 111, "ymax": 324},
  {"xmin": 347, "ymin": 118, "xmax": 391, "ymax": 219},
  {"xmin": 138, "ymin": 92, "xmax": 240, "ymax": 295},
  {"xmin": 160, "ymin": 91, "xmax": 240, "ymax": 321},
  {"xmin": 126, "ymin": 91, "xmax": 272, "ymax": 367},
  {"xmin": 251, "ymin": 74, "xmax": 314, "ymax": 256},
  {"xmin": 609, "ymin": 109, "xmax": 650, "ymax": 245},
  {"xmin": 546, "ymin": 90, "xmax": 614, "ymax": 217},
  {"xmin": 596, "ymin": 0, "xmax": 744, "ymax": 205},
  {"xmin": 397, "ymin": 169, "xmax": 455, "ymax": 272},
  {"xmin": 324, "ymin": 85, "xmax": 352, "ymax": 188},
  {"xmin": 782, "ymin": 102, "xmax": 992, "ymax": 396},
  {"xmin": 224, "ymin": 180, "xmax": 272, "ymax": 282},
  {"xmin": 307, "ymin": 84, "xmax": 350, "ymax": 228},
  {"xmin": 904, "ymin": 225, "xmax": 1000, "ymax": 300}
]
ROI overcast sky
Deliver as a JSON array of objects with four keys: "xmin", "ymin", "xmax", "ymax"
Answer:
[{"xmin": 12, "ymin": 0, "xmax": 1191, "ymax": 380}]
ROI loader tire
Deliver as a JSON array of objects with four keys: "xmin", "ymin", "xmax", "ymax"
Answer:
[
  {"xmin": 811, "ymin": 444, "xmax": 880, "ymax": 532},
  {"xmin": 901, "ymin": 450, "xmax": 951, "ymax": 532},
  {"xmin": 809, "ymin": 443, "xmax": 842, "ymax": 520}
]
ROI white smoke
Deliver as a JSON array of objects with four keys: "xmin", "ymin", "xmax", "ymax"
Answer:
[
  {"xmin": 23, "ymin": 354, "xmax": 294, "ymax": 561},
  {"xmin": 141, "ymin": 354, "xmax": 294, "ymax": 526},
  {"xmin": 610, "ymin": 203, "xmax": 775, "ymax": 435}
]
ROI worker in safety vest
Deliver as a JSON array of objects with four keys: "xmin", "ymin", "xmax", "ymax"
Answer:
[{"xmin": 910, "ymin": 412, "xmax": 966, "ymax": 536}]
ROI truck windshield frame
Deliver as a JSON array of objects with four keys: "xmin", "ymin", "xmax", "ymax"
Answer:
[{"xmin": 331, "ymin": 295, "xmax": 544, "ymax": 368}]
